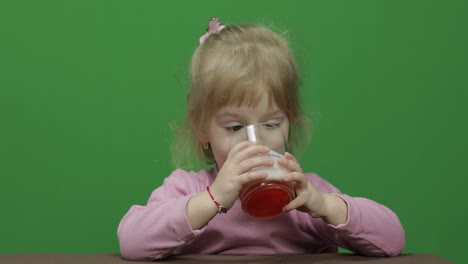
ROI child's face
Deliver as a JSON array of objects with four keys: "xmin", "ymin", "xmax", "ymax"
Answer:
[{"xmin": 207, "ymin": 95, "xmax": 289, "ymax": 170}]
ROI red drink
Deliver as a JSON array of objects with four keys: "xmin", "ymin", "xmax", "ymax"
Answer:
[{"xmin": 240, "ymin": 180, "xmax": 295, "ymax": 219}]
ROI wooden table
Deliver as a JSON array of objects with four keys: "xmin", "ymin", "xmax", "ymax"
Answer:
[{"xmin": 0, "ymin": 253, "xmax": 451, "ymax": 263}]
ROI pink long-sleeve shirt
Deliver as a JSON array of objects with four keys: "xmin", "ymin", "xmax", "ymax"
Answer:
[{"xmin": 117, "ymin": 168, "xmax": 405, "ymax": 261}]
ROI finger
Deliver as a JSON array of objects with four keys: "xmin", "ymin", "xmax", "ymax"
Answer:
[
  {"xmin": 238, "ymin": 170, "xmax": 268, "ymax": 185},
  {"xmin": 228, "ymin": 141, "xmax": 255, "ymax": 159},
  {"xmin": 284, "ymin": 152, "xmax": 298, "ymax": 162},
  {"xmin": 238, "ymin": 155, "xmax": 275, "ymax": 173},
  {"xmin": 278, "ymin": 157, "xmax": 302, "ymax": 173},
  {"xmin": 283, "ymin": 195, "xmax": 307, "ymax": 212},
  {"xmin": 234, "ymin": 144, "xmax": 270, "ymax": 163},
  {"xmin": 282, "ymin": 171, "xmax": 307, "ymax": 186}
]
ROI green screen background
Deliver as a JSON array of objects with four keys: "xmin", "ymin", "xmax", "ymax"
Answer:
[{"xmin": 1, "ymin": 1, "xmax": 466, "ymax": 263}]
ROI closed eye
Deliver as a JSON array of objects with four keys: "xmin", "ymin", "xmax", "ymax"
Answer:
[
  {"xmin": 225, "ymin": 125, "xmax": 244, "ymax": 133},
  {"xmin": 262, "ymin": 123, "xmax": 280, "ymax": 128}
]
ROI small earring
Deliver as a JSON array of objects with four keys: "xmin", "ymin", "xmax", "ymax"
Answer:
[{"xmin": 203, "ymin": 143, "xmax": 209, "ymax": 149}]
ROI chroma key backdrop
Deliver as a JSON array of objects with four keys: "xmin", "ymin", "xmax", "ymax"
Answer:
[{"xmin": 0, "ymin": 1, "xmax": 466, "ymax": 263}]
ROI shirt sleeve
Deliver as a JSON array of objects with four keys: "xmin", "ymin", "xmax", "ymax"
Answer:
[
  {"xmin": 303, "ymin": 173, "xmax": 405, "ymax": 256},
  {"xmin": 117, "ymin": 169, "xmax": 206, "ymax": 261}
]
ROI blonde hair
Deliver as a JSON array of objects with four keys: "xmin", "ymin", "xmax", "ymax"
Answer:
[{"xmin": 172, "ymin": 24, "xmax": 310, "ymax": 168}]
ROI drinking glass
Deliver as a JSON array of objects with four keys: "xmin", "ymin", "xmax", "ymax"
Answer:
[{"xmin": 229, "ymin": 123, "xmax": 295, "ymax": 219}]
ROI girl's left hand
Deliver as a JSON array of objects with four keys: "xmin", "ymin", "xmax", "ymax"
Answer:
[{"xmin": 278, "ymin": 152, "xmax": 327, "ymax": 218}]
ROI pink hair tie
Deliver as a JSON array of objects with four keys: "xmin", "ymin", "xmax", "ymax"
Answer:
[{"xmin": 199, "ymin": 17, "xmax": 226, "ymax": 45}]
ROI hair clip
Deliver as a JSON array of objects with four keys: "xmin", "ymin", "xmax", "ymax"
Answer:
[{"xmin": 199, "ymin": 17, "xmax": 226, "ymax": 45}]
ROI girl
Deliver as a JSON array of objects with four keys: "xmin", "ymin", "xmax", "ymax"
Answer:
[{"xmin": 117, "ymin": 18, "xmax": 405, "ymax": 261}]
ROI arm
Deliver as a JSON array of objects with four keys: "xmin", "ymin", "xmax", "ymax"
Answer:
[
  {"xmin": 309, "ymin": 194, "xmax": 405, "ymax": 257},
  {"xmin": 185, "ymin": 190, "xmax": 218, "ymax": 229},
  {"xmin": 118, "ymin": 142, "xmax": 273, "ymax": 261},
  {"xmin": 186, "ymin": 141, "xmax": 272, "ymax": 229},
  {"xmin": 117, "ymin": 170, "xmax": 205, "ymax": 261},
  {"xmin": 279, "ymin": 153, "xmax": 405, "ymax": 256}
]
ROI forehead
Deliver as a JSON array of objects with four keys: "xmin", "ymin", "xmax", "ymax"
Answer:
[
  {"xmin": 201, "ymin": 79, "xmax": 291, "ymax": 126},
  {"xmin": 214, "ymin": 96, "xmax": 284, "ymax": 119}
]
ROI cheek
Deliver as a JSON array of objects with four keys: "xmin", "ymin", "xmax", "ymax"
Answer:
[
  {"xmin": 208, "ymin": 133, "xmax": 232, "ymax": 168},
  {"xmin": 211, "ymin": 144, "xmax": 229, "ymax": 169}
]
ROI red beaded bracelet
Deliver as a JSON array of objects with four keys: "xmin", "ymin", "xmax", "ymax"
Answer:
[{"xmin": 206, "ymin": 186, "xmax": 228, "ymax": 214}]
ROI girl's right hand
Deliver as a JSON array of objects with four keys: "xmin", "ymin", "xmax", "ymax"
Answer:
[{"xmin": 208, "ymin": 141, "xmax": 274, "ymax": 209}]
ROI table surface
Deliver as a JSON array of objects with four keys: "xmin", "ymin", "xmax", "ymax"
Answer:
[{"xmin": 0, "ymin": 254, "xmax": 451, "ymax": 264}]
